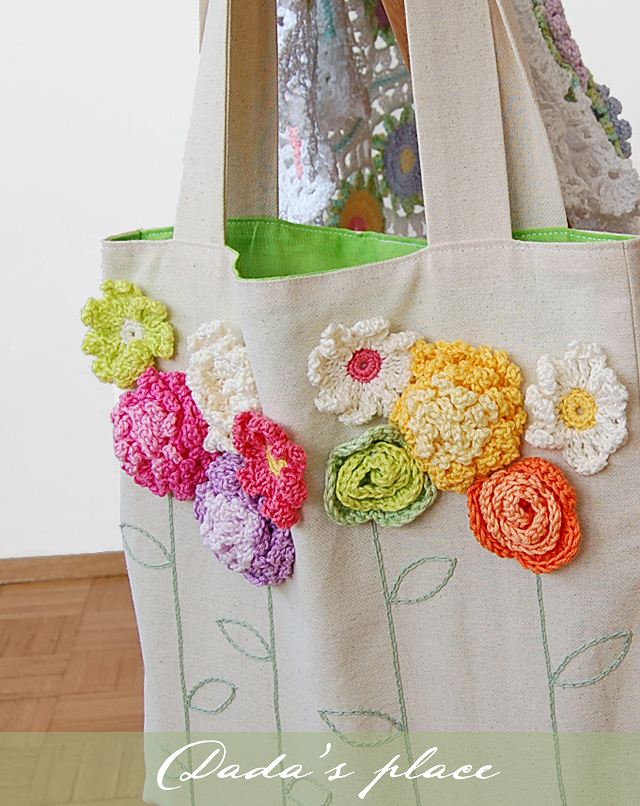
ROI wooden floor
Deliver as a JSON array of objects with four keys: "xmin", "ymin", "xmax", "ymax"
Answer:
[{"xmin": 0, "ymin": 575, "xmax": 144, "ymax": 732}]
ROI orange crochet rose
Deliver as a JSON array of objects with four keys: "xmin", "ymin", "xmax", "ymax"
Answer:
[{"xmin": 467, "ymin": 457, "xmax": 581, "ymax": 573}]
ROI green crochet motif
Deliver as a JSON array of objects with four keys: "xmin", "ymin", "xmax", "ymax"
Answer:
[{"xmin": 324, "ymin": 424, "xmax": 437, "ymax": 526}]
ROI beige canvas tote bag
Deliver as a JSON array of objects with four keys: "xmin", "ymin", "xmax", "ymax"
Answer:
[{"xmin": 83, "ymin": 0, "xmax": 640, "ymax": 803}]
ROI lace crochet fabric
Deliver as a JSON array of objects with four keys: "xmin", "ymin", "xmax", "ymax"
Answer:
[{"xmin": 277, "ymin": 0, "xmax": 640, "ymax": 235}]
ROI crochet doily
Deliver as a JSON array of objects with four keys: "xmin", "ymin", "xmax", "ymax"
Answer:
[{"xmin": 276, "ymin": 0, "xmax": 640, "ymax": 235}]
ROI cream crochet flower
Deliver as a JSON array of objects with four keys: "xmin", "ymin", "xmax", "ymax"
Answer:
[
  {"xmin": 307, "ymin": 318, "xmax": 420, "ymax": 425},
  {"xmin": 186, "ymin": 321, "xmax": 261, "ymax": 454},
  {"xmin": 525, "ymin": 342, "xmax": 628, "ymax": 475}
]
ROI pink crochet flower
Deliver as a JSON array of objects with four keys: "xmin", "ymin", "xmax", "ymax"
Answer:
[
  {"xmin": 233, "ymin": 411, "xmax": 308, "ymax": 529},
  {"xmin": 112, "ymin": 367, "xmax": 215, "ymax": 500}
]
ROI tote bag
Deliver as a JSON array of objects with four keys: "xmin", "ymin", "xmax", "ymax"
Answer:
[{"xmin": 85, "ymin": 0, "xmax": 640, "ymax": 803}]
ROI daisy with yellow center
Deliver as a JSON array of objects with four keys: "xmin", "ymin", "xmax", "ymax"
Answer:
[{"xmin": 525, "ymin": 342, "xmax": 628, "ymax": 475}]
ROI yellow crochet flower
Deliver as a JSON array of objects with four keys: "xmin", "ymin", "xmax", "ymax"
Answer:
[
  {"xmin": 391, "ymin": 340, "xmax": 526, "ymax": 493},
  {"xmin": 81, "ymin": 280, "xmax": 174, "ymax": 388}
]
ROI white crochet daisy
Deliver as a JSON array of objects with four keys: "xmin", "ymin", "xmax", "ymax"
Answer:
[
  {"xmin": 525, "ymin": 342, "xmax": 628, "ymax": 475},
  {"xmin": 307, "ymin": 318, "xmax": 420, "ymax": 425},
  {"xmin": 186, "ymin": 321, "xmax": 261, "ymax": 453}
]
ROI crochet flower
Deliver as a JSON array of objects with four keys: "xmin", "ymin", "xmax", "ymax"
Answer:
[
  {"xmin": 308, "ymin": 318, "xmax": 420, "ymax": 425},
  {"xmin": 194, "ymin": 453, "xmax": 295, "ymax": 586},
  {"xmin": 326, "ymin": 171, "xmax": 385, "ymax": 232},
  {"xmin": 233, "ymin": 411, "xmax": 308, "ymax": 529},
  {"xmin": 524, "ymin": 342, "xmax": 628, "ymax": 475},
  {"xmin": 112, "ymin": 367, "xmax": 214, "ymax": 500},
  {"xmin": 325, "ymin": 424, "xmax": 437, "ymax": 527},
  {"xmin": 82, "ymin": 280, "xmax": 174, "ymax": 388},
  {"xmin": 391, "ymin": 341, "xmax": 526, "ymax": 493},
  {"xmin": 467, "ymin": 457, "xmax": 581, "ymax": 573},
  {"xmin": 186, "ymin": 321, "xmax": 262, "ymax": 454},
  {"xmin": 373, "ymin": 107, "xmax": 423, "ymax": 215}
]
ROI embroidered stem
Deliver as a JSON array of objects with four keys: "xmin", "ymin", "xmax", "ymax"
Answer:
[
  {"xmin": 371, "ymin": 521, "xmax": 422, "ymax": 806},
  {"xmin": 168, "ymin": 493, "xmax": 195, "ymax": 806},
  {"xmin": 268, "ymin": 585, "xmax": 286, "ymax": 806},
  {"xmin": 536, "ymin": 574, "xmax": 568, "ymax": 806}
]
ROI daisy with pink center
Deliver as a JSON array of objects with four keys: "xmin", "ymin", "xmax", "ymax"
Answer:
[
  {"xmin": 233, "ymin": 411, "xmax": 308, "ymax": 529},
  {"xmin": 307, "ymin": 318, "xmax": 420, "ymax": 425}
]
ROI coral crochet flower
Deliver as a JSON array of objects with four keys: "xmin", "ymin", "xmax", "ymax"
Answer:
[
  {"xmin": 233, "ymin": 411, "xmax": 308, "ymax": 529},
  {"xmin": 525, "ymin": 342, "xmax": 628, "ymax": 475},
  {"xmin": 186, "ymin": 321, "xmax": 261, "ymax": 454},
  {"xmin": 112, "ymin": 367, "xmax": 214, "ymax": 500},
  {"xmin": 325, "ymin": 424, "xmax": 437, "ymax": 527},
  {"xmin": 194, "ymin": 453, "xmax": 295, "ymax": 586},
  {"xmin": 82, "ymin": 280, "xmax": 174, "ymax": 388},
  {"xmin": 308, "ymin": 318, "xmax": 420, "ymax": 425},
  {"xmin": 467, "ymin": 457, "xmax": 581, "ymax": 573},
  {"xmin": 391, "ymin": 340, "xmax": 526, "ymax": 492}
]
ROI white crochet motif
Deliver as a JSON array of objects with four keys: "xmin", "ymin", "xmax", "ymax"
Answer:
[
  {"xmin": 277, "ymin": 0, "xmax": 640, "ymax": 236},
  {"xmin": 513, "ymin": 0, "xmax": 640, "ymax": 233},
  {"xmin": 525, "ymin": 342, "xmax": 629, "ymax": 475},
  {"xmin": 308, "ymin": 317, "xmax": 420, "ymax": 424},
  {"xmin": 186, "ymin": 321, "xmax": 262, "ymax": 454}
]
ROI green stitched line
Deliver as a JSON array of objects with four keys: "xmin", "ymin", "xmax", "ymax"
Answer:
[
  {"xmin": 552, "ymin": 631, "xmax": 633, "ymax": 688},
  {"xmin": 536, "ymin": 575, "xmax": 568, "ymax": 806},
  {"xmin": 216, "ymin": 617, "xmax": 272, "ymax": 661},
  {"xmin": 186, "ymin": 677, "xmax": 237, "ymax": 714},
  {"xmin": 371, "ymin": 521, "xmax": 422, "ymax": 806},
  {"xmin": 167, "ymin": 493, "xmax": 196, "ymax": 806},
  {"xmin": 388, "ymin": 556, "xmax": 457, "ymax": 605},
  {"xmin": 120, "ymin": 523, "xmax": 172, "ymax": 569},
  {"xmin": 318, "ymin": 708, "xmax": 403, "ymax": 747},
  {"xmin": 268, "ymin": 586, "xmax": 286, "ymax": 806},
  {"xmin": 284, "ymin": 777, "xmax": 333, "ymax": 806}
]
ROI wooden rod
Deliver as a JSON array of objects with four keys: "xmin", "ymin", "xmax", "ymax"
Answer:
[{"xmin": 381, "ymin": 0, "xmax": 410, "ymax": 70}]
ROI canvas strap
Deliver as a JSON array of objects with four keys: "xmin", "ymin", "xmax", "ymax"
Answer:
[
  {"xmin": 176, "ymin": 0, "xmax": 565, "ymax": 247},
  {"xmin": 174, "ymin": 0, "xmax": 278, "ymax": 244}
]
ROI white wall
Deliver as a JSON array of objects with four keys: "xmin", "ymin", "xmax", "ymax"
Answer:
[
  {"xmin": 1, "ymin": 2, "xmax": 198, "ymax": 558},
  {"xmin": 1, "ymin": 1, "xmax": 638, "ymax": 558}
]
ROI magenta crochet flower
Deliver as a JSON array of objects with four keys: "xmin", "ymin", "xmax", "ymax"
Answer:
[
  {"xmin": 112, "ymin": 367, "xmax": 215, "ymax": 500},
  {"xmin": 195, "ymin": 453, "xmax": 295, "ymax": 586},
  {"xmin": 233, "ymin": 411, "xmax": 308, "ymax": 529}
]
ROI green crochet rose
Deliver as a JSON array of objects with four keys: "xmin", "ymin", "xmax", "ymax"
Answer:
[{"xmin": 324, "ymin": 424, "xmax": 437, "ymax": 526}]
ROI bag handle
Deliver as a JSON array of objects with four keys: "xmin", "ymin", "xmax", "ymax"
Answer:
[
  {"xmin": 405, "ymin": 0, "xmax": 566, "ymax": 244},
  {"xmin": 174, "ymin": 0, "xmax": 278, "ymax": 245},
  {"xmin": 176, "ymin": 0, "xmax": 565, "ymax": 248}
]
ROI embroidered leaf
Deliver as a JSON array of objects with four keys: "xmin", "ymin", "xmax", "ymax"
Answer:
[
  {"xmin": 187, "ymin": 677, "xmax": 237, "ymax": 715},
  {"xmin": 216, "ymin": 618, "xmax": 271, "ymax": 661},
  {"xmin": 120, "ymin": 523, "xmax": 172, "ymax": 569},
  {"xmin": 155, "ymin": 738, "xmax": 188, "ymax": 782},
  {"xmin": 317, "ymin": 709, "xmax": 402, "ymax": 747},
  {"xmin": 388, "ymin": 556, "xmax": 457, "ymax": 605},
  {"xmin": 285, "ymin": 777, "xmax": 333, "ymax": 806},
  {"xmin": 552, "ymin": 631, "xmax": 633, "ymax": 688}
]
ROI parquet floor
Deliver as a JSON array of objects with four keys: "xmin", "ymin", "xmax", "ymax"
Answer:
[
  {"xmin": 0, "ymin": 575, "xmax": 144, "ymax": 732},
  {"xmin": 0, "ymin": 575, "xmax": 147, "ymax": 804}
]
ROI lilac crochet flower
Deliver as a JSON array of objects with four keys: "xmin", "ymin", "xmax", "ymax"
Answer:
[{"xmin": 195, "ymin": 453, "xmax": 295, "ymax": 586}]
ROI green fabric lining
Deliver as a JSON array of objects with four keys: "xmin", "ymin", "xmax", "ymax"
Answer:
[{"xmin": 107, "ymin": 218, "xmax": 634, "ymax": 280}]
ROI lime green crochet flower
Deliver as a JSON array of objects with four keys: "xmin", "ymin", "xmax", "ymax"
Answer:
[
  {"xmin": 324, "ymin": 424, "xmax": 437, "ymax": 527},
  {"xmin": 81, "ymin": 280, "xmax": 174, "ymax": 388}
]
